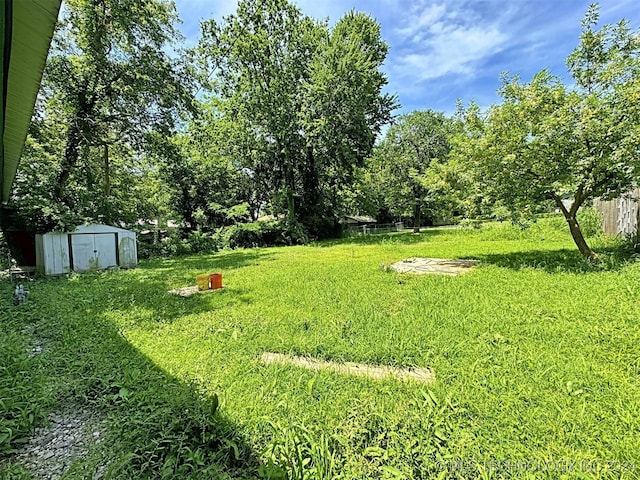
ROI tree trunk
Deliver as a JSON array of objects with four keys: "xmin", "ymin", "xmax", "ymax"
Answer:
[
  {"xmin": 286, "ymin": 188, "xmax": 295, "ymax": 223},
  {"xmin": 279, "ymin": 148, "xmax": 296, "ymax": 223},
  {"xmin": 565, "ymin": 215, "xmax": 600, "ymax": 263},
  {"xmin": 55, "ymin": 123, "xmax": 81, "ymax": 202},
  {"xmin": 300, "ymin": 145, "xmax": 320, "ymax": 221},
  {"xmin": 553, "ymin": 194, "xmax": 600, "ymax": 263},
  {"xmin": 55, "ymin": 97, "xmax": 96, "ymax": 204},
  {"xmin": 413, "ymin": 184, "xmax": 423, "ymax": 233},
  {"xmin": 413, "ymin": 200, "xmax": 421, "ymax": 234},
  {"xmin": 103, "ymin": 144, "xmax": 111, "ymax": 196}
]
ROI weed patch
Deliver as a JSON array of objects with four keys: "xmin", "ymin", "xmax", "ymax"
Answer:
[{"xmin": 0, "ymin": 314, "xmax": 49, "ymax": 457}]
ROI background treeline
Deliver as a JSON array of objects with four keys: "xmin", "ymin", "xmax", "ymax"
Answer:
[{"xmin": 4, "ymin": 0, "xmax": 639, "ymax": 261}]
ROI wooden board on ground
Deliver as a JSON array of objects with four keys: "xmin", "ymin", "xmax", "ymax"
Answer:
[
  {"xmin": 390, "ymin": 257, "xmax": 478, "ymax": 275},
  {"xmin": 168, "ymin": 286, "xmax": 223, "ymax": 297},
  {"xmin": 261, "ymin": 352, "xmax": 435, "ymax": 384}
]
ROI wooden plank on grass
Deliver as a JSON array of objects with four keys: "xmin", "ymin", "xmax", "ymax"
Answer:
[{"xmin": 261, "ymin": 352, "xmax": 435, "ymax": 384}]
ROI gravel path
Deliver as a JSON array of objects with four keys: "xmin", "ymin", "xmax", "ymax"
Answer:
[
  {"xmin": 15, "ymin": 410, "xmax": 104, "ymax": 480},
  {"xmin": 14, "ymin": 327, "xmax": 105, "ymax": 479}
]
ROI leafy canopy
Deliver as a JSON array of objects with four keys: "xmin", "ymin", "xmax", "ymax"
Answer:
[
  {"xmin": 195, "ymin": 0, "xmax": 396, "ymax": 237},
  {"xmin": 366, "ymin": 110, "xmax": 460, "ymax": 229},
  {"xmin": 6, "ymin": 0, "xmax": 194, "ymax": 232},
  {"xmin": 452, "ymin": 4, "xmax": 640, "ymax": 259}
]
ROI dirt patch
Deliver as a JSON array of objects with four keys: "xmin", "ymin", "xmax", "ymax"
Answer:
[
  {"xmin": 261, "ymin": 352, "xmax": 435, "ymax": 384},
  {"xmin": 390, "ymin": 257, "xmax": 478, "ymax": 275}
]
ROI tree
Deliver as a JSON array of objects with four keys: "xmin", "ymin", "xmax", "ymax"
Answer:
[
  {"xmin": 6, "ymin": 0, "xmax": 194, "ymax": 232},
  {"xmin": 197, "ymin": 0, "xmax": 318, "ymax": 225},
  {"xmin": 369, "ymin": 110, "xmax": 459, "ymax": 232},
  {"xmin": 8, "ymin": 122, "xmax": 163, "ymax": 232},
  {"xmin": 453, "ymin": 5, "xmax": 640, "ymax": 261},
  {"xmin": 196, "ymin": 0, "xmax": 395, "ymax": 237},
  {"xmin": 185, "ymin": 97, "xmax": 282, "ymax": 225},
  {"xmin": 158, "ymin": 105, "xmax": 256, "ymax": 232},
  {"xmin": 299, "ymin": 10, "xmax": 396, "ymax": 234}
]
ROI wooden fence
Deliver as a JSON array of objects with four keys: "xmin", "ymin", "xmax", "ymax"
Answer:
[{"xmin": 593, "ymin": 188, "xmax": 640, "ymax": 237}]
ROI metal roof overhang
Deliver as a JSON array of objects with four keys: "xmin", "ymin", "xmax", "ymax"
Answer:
[{"xmin": 1, "ymin": 0, "xmax": 61, "ymax": 203}]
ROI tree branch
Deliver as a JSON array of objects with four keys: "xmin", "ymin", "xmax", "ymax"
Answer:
[
  {"xmin": 551, "ymin": 192, "xmax": 570, "ymax": 217},
  {"xmin": 569, "ymin": 184, "xmax": 584, "ymax": 216}
]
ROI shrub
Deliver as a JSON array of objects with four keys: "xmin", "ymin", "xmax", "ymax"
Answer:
[
  {"xmin": 491, "ymin": 205, "xmax": 511, "ymax": 222},
  {"xmin": 220, "ymin": 223, "xmax": 263, "ymax": 249},
  {"xmin": 458, "ymin": 218, "xmax": 483, "ymax": 229},
  {"xmin": 577, "ymin": 206, "xmax": 603, "ymax": 238},
  {"xmin": 138, "ymin": 230, "xmax": 219, "ymax": 259},
  {"xmin": 218, "ymin": 221, "xmax": 308, "ymax": 250},
  {"xmin": 184, "ymin": 230, "xmax": 220, "ymax": 254},
  {"xmin": 138, "ymin": 221, "xmax": 310, "ymax": 257}
]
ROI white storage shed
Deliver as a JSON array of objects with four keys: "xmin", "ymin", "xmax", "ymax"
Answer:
[{"xmin": 36, "ymin": 224, "xmax": 137, "ymax": 275}]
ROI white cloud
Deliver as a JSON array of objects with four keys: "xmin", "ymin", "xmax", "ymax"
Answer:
[
  {"xmin": 397, "ymin": 27, "xmax": 506, "ymax": 80},
  {"xmin": 173, "ymin": 0, "xmax": 639, "ymax": 114},
  {"xmin": 396, "ymin": 3, "xmax": 446, "ymax": 38},
  {"xmin": 390, "ymin": 6, "xmax": 508, "ymax": 81},
  {"xmin": 599, "ymin": 0, "xmax": 637, "ymax": 19}
]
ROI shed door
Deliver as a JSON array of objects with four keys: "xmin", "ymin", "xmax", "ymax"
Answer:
[{"xmin": 70, "ymin": 233, "xmax": 118, "ymax": 271}]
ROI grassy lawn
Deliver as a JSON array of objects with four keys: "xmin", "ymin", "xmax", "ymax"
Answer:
[{"xmin": 2, "ymin": 218, "xmax": 640, "ymax": 478}]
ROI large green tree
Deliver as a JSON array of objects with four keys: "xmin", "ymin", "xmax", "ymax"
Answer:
[
  {"xmin": 7, "ymin": 0, "xmax": 194, "ymax": 231},
  {"xmin": 299, "ymin": 10, "xmax": 396, "ymax": 233},
  {"xmin": 197, "ymin": 0, "xmax": 318, "ymax": 227},
  {"xmin": 368, "ymin": 110, "xmax": 459, "ymax": 232},
  {"xmin": 453, "ymin": 5, "xmax": 640, "ymax": 260},
  {"xmin": 158, "ymin": 101, "xmax": 258, "ymax": 231},
  {"xmin": 196, "ymin": 0, "xmax": 395, "ymax": 237}
]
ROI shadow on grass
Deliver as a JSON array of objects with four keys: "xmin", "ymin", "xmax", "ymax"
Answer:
[
  {"xmin": 74, "ymin": 250, "xmax": 277, "ymax": 324},
  {"xmin": 477, "ymin": 245, "xmax": 637, "ymax": 273},
  {"xmin": 1, "ymin": 276, "xmax": 263, "ymax": 478},
  {"xmin": 317, "ymin": 227, "xmax": 456, "ymax": 248},
  {"xmin": 45, "ymin": 272, "xmax": 232, "ymax": 325},
  {"xmin": 142, "ymin": 249, "xmax": 276, "ymax": 274}
]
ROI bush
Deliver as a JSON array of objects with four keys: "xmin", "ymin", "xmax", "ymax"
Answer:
[
  {"xmin": 138, "ymin": 221, "xmax": 310, "ymax": 257},
  {"xmin": 218, "ymin": 221, "xmax": 308, "ymax": 250},
  {"xmin": 219, "ymin": 223, "xmax": 262, "ymax": 249},
  {"xmin": 184, "ymin": 230, "xmax": 220, "ymax": 254},
  {"xmin": 491, "ymin": 205, "xmax": 511, "ymax": 222},
  {"xmin": 0, "ymin": 234, "xmax": 12, "ymax": 270},
  {"xmin": 138, "ymin": 230, "xmax": 219, "ymax": 259},
  {"xmin": 458, "ymin": 218, "xmax": 483, "ymax": 229},
  {"xmin": 577, "ymin": 207, "xmax": 603, "ymax": 238}
]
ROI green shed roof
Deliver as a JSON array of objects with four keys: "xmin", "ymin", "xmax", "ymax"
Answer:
[{"xmin": 1, "ymin": 0, "xmax": 61, "ymax": 203}]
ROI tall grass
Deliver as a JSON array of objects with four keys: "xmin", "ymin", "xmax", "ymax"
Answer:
[{"xmin": 2, "ymin": 217, "xmax": 639, "ymax": 478}]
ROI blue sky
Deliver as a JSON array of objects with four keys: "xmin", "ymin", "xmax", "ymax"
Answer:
[{"xmin": 174, "ymin": 0, "xmax": 638, "ymax": 115}]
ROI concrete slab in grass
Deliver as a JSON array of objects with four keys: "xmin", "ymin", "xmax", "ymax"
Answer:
[
  {"xmin": 390, "ymin": 257, "xmax": 478, "ymax": 275},
  {"xmin": 261, "ymin": 352, "xmax": 435, "ymax": 384}
]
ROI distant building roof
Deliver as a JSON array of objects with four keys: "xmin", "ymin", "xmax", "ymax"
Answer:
[
  {"xmin": 344, "ymin": 215, "xmax": 377, "ymax": 224},
  {"xmin": 257, "ymin": 214, "xmax": 285, "ymax": 221}
]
